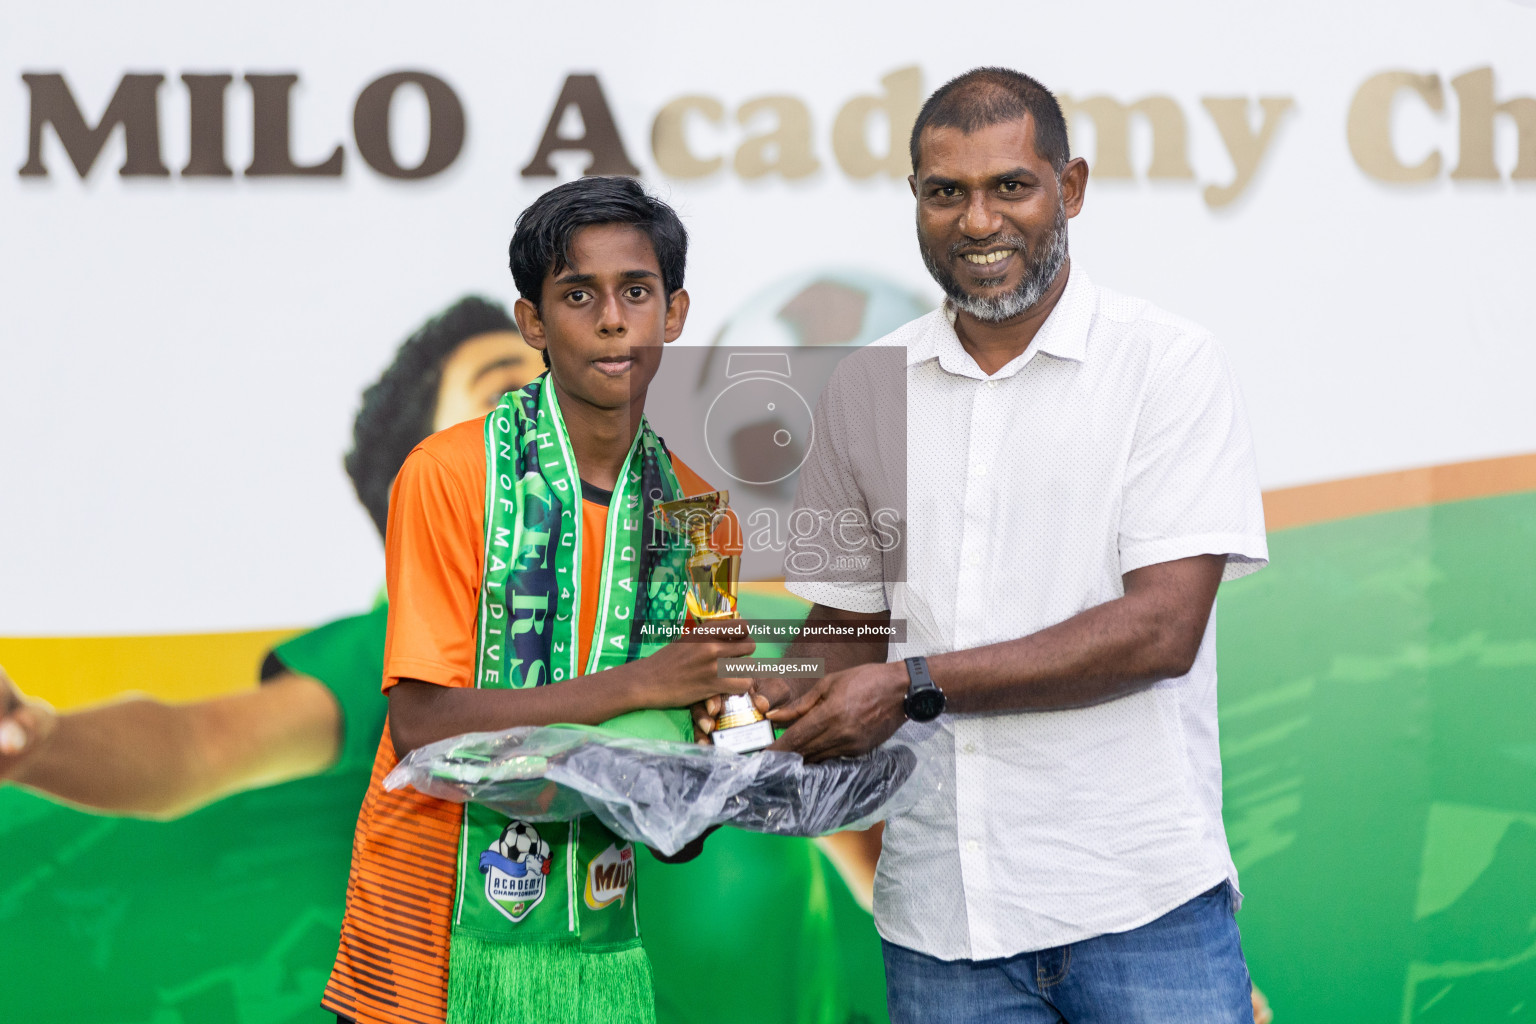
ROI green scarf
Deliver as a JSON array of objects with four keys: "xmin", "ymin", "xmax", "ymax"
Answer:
[{"xmin": 447, "ymin": 376, "xmax": 691, "ymax": 1024}]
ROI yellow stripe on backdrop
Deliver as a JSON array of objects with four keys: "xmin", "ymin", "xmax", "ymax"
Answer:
[
  {"xmin": 0, "ymin": 591, "xmax": 806, "ymax": 711},
  {"xmin": 0, "ymin": 629, "xmax": 300, "ymax": 710}
]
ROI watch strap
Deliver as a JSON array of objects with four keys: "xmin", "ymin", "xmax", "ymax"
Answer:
[{"xmin": 904, "ymin": 655, "xmax": 935, "ymax": 694}]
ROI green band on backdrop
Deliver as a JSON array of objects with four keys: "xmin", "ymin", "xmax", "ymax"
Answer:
[{"xmin": 5, "ymin": 490, "xmax": 1531, "ymax": 1022}]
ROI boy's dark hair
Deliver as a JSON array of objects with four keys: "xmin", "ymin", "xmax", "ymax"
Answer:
[
  {"xmin": 508, "ymin": 177, "xmax": 688, "ymax": 366},
  {"xmin": 344, "ymin": 296, "xmax": 516, "ymax": 537},
  {"xmin": 909, "ymin": 67, "xmax": 1070, "ymax": 176}
]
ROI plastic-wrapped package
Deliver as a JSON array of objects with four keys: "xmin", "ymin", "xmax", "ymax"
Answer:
[{"xmin": 384, "ymin": 724, "xmax": 925, "ymax": 856}]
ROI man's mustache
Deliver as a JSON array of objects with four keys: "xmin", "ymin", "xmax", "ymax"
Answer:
[{"xmin": 948, "ymin": 235, "xmax": 1030, "ymax": 259}]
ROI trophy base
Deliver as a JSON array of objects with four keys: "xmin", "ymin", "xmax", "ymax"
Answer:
[{"xmin": 711, "ymin": 718, "xmax": 775, "ymax": 754}]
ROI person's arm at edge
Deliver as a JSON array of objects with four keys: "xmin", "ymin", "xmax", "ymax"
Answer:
[
  {"xmin": 0, "ymin": 663, "xmax": 342, "ymax": 819},
  {"xmin": 769, "ymin": 554, "xmax": 1224, "ymax": 761}
]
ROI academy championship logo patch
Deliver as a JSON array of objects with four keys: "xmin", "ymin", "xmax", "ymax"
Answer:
[
  {"xmin": 584, "ymin": 842, "xmax": 635, "ymax": 910},
  {"xmin": 478, "ymin": 821, "xmax": 551, "ymax": 923}
]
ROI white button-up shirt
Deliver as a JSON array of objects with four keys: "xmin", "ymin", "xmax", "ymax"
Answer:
[{"xmin": 786, "ymin": 266, "xmax": 1268, "ymax": 960}]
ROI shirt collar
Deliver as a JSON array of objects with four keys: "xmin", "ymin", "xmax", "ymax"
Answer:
[{"xmin": 910, "ymin": 264, "xmax": 1095, "ymax": 379}]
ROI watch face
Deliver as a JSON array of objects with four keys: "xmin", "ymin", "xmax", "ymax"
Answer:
[{"xmin": 905, "ymin": 686, "xmax": 945, "ymax": 722}]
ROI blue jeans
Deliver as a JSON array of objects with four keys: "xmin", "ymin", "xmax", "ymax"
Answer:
[{"xmin": 883, "ymin": 882, "xmax": 1253, "ymax": 1024}]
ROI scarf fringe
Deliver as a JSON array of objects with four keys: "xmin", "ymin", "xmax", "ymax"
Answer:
[
  {"xmin": 447, "ymin": 934, "xmax": 656, "ymax": 1024},
  {"xmin": 577, "ymin": 943, "xmax": 656, "ymax": 1024}
]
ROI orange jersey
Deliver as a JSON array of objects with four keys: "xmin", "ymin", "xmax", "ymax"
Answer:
[{"xmin": 323, "ymin": 415, "xmax": 725, "ymax": 1024}]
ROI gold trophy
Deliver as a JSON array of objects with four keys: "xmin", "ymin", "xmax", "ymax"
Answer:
[{"xmin": 654, "ymin": 490, "xmax": 775, "ymax": 753}]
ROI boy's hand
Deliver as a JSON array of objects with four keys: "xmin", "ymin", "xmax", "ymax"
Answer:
[
  {"xmin": 690, "ymin": 695, "xmax": 722, "ymax": 742},
  {"xmin": 643, "ymin": 623, "xmax": 756, "ymax": 711},
  {"xmin": 0, "ymin": 665, "xmax": 57, "ymax": 775}
]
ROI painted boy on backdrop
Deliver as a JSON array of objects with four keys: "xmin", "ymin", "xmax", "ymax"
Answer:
[{"xmin": 0, "ymin": 298, "xmax": 535, "ymax": 1021}]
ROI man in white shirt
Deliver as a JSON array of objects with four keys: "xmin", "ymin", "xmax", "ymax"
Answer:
[{"xmin": 744, "ymin": 67, "xmax": 1270, "ymax": 1022}]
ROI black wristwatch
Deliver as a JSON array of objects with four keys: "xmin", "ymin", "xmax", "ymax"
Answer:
[{"xmin": 902, "ymin": 656, "xmax": 946, "ymax": 722}]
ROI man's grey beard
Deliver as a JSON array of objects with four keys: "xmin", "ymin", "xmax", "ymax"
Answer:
[{"xmin": 920, "ymin": 200, "xmax": 1069, "ymax": 324}]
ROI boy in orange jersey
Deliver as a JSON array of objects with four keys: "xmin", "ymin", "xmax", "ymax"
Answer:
[{"xmin": 323, "ymin": 177, "xmax": 752, "ymax": 1024}]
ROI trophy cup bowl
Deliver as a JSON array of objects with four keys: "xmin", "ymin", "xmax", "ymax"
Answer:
[{"xmin": 654, "ymin": 490, "xmax": 775, "ymax": 754}]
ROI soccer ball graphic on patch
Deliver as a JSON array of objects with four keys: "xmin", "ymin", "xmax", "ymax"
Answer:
[
  {"xmin": 498, "ymin": 821, "xmax": 552, "ymax": 874},
  {"xmin": 480, "ymin": 820, "xmax": 552, "ymax": 923}
]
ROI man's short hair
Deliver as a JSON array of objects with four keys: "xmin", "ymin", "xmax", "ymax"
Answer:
[
  {"xmin": 909, "ymin": 67, "xmax": 1071, "ymax": 176},
  {"xmin": 344, "ymin": 296, "xmax": 516, "ymax": 537},
  {"xmin": 508, "ymin": 176, "xmax": 688, "ymax": 307}
]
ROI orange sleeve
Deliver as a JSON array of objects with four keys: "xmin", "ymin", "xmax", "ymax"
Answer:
[{"xmin": 381, "ymin": 419, "xmax": 488, "ymax": 692}]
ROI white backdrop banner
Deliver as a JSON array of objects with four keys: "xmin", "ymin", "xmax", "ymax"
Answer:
[{"xmin": 3, "ymin": 0, "xmax": 1533, "ymax": 633}]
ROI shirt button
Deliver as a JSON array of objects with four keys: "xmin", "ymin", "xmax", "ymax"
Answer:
[
  {"xmin": 973, "ymin": 464, "xmax": 987, "ymax": 477},
  {"xmin": 965, "ymin": 840, "xmax": 981, "ymax": 852},
  {"xmin": 963, "ymin": 742, "xmax": 977, "ymax": 754},
  {"xmin": 968, "ymin": 552, "xmax": 982, "ymax": 566},
  {"xmin": 986, "ymin": 379, "xmax": 997, "ymax": 389}
]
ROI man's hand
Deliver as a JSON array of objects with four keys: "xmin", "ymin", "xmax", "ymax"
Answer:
[
  {"xmin": 767, "ymin": 660, "xmax": 908, "ymax": 762},
  {"xmin": 0, "ymin": 665, "xmax": 56, "ymax": 775},
  {"xmin": 690, "ymin": 603, "xmax": 890, "ymax": 744},
  {"xmin": 749, "ymin": 673, "xmax": 808, "ymax": 712}
]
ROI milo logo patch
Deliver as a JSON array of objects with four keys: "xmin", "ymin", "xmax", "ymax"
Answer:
[{"xmin": 583, "ymin": 842, "xmax": 635, "ymax": 910}]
